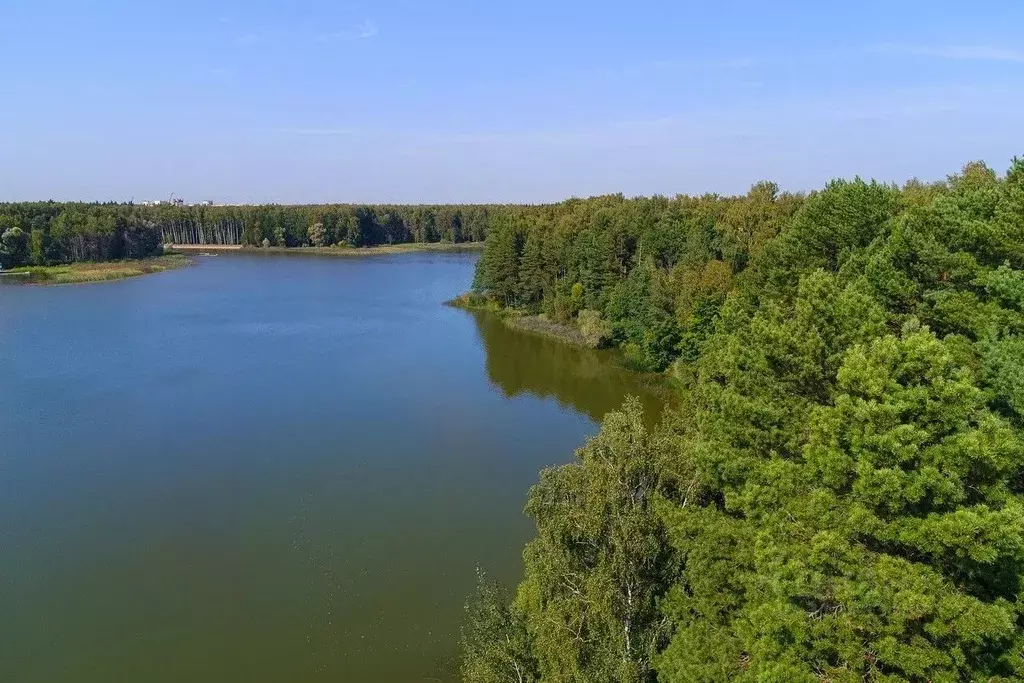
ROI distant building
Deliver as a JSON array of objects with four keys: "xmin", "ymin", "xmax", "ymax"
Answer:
[{"xmin": 140, "ymin": 197, "xmax": 205, "ymax": 207}]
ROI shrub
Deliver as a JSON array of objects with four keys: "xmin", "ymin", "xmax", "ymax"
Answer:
[{"xmin": 577, "ymin": 309, "xmax": 612, "ymax": 348}]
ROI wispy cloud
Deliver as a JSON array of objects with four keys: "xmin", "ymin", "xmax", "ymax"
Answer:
[
  {"xmin": 237, "ymin": 32, "xmax": 261, "ymax": 46},
  {"xmin": 648, "ymin": 56, "xmax": 755, "ymax": 70},
  {"xmin": 870, "ymin": 44, "xmax": 1024, "ymax": 63},
  {"xmin": 769, "ymin": 83, "xmax": 1022, "ymax": 124},
  {"xmin": 211, "ymin": 67, "xmax": 232, "ymax": 77},
  {"xmin": 592, "ymin": 55, "xmax": 757, "ymax": 82},
  {"xmin": 827, "ymin": 100, "xmax": 962, "ymax": 122},
  {"xmin": 317, "ymin": 20, "xmax": 378, "ymax": 42},
  {"xmin": 277, "ymin": 128, "xmax": 359, "ymax": 136},
  {"xmin": 272, "ymin": 117, "xmax": 758, "ymax": 150},
  {"xmin": 354, "ymin": 21, "xmax": 378, "ymax": 39}
]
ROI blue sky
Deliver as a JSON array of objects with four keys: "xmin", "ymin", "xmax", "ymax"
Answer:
[{"xmin": 2, "ymin": 0, "xmax": 1022, "ymax": 203}]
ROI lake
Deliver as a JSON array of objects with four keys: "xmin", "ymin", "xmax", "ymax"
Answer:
[{"xmin": 0, "ymin": 253, "xmax": 667, "ymax": 682}]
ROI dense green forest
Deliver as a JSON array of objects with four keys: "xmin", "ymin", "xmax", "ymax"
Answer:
[
  {"xmin": 471, "ymin": 182, "xmax": 804, "ymax": 371},
  {"xmin": 463, "ymin": 159, "xmax": 1024, "ymax": 682},
  {"xmin": 0, "ymin": 201, "xmax": 499, "ymax": 269},
  {"xmin": 0, "ymin": 203, "xmax": 165, "ymax": 269}
]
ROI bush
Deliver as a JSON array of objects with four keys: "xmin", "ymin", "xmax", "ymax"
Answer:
[
  {"xmin": 621, "ymin": 342, "xmax": 650, "ymax": 371},
  {"xmin": 0, "ymin": 227, "xmax": 28, "ymax": 269},
  {"xmin": 308, "ymin": 222, "xmax": 326, "ymax": 247},
  {"xmin": 577, "ymin": 309, "xmax": 612, "ymax": 348},
  {"xmin": 446, "ymin": 292, "xmax": 489, "ymax": 309},
  {"xmin": 569, "ymin": 282, "xmax": 584, "ymax": 315}
]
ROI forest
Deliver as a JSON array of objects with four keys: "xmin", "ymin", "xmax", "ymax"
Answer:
[
  {"xmin": 0, "ymin": 202, "xmax": 498, "ymax": 269},
  {"xmin": 462, "ymin": 159, "xmax": 1024, "ymax": 682}
]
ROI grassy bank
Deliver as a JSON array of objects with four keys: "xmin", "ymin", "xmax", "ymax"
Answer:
[
  {"xmin": 446, "ymin": 293, "xmax": 593, "ymax": 347},
  {"xmin": 170, "ymin": 242, "xmax": 485, "ymax": 256},
  {"xmin": 505, "ymin": 315, "xmax": 590, "ymax": 346},
  {"xmin": 10, "ymin": 253, "xmax": 191, "ymax": 285}
]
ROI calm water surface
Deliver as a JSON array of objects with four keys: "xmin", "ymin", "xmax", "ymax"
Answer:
[{"xmin": 0, "ymin": 253, "xmax": 666, "ymax": 682}]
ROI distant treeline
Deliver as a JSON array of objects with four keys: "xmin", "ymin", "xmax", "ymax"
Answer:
[
  {"xmin": 151, "ymin": 203, "xmax": 495, "ymax": 247},
  {"xmin": 462, "ymin": 159, "xmax": 1024, "ymax": 682},
  {"xmin": 0, "ymin": 202, "xmax": 501, "ymax": 268}
]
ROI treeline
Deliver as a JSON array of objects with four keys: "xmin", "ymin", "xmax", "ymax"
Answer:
[
  {"xmin": 463, "ymin": 160, "xmax": 1024, "ymax": 682},
  {"xmin": 472, "ymin": 184, "xmax": 804, "ymax": 371},
  {"xmin": 0, "ymin": 203, "xmax": 164, "ymax": 268},
  {"xmin": 0, "ymin": 202, "xmax": 502, "ymax": 269},
  {"xmin": 149, "ymin": 203, "xmax": 493, "ymax": 247}
]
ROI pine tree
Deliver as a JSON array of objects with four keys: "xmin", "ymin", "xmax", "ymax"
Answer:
[{"xmin": 517, "ymin": 228, "xmax": 545, "ymax": 310}]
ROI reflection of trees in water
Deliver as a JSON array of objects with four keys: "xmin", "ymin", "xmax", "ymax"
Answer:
[{"xmin": 470, "ymin": 312, "xmax": 667, "ymax": 424}]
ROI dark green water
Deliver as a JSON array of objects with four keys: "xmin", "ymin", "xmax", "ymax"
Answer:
[{"xmin": 0, "ymin": 253, "xmax": 666, "ymax": 682}]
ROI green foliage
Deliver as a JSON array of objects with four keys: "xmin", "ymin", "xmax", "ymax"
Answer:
[
  {"xmin": 461, "ymin": 569, "xmax": 538, "ymax": 683},
  {"xmin": 0, "ymin": 204, "xmax": 163, "ymax": 265},
  {"xmin": 29, "ymin": 228, "xmax": 47, "ymax": 266},
  {"xmin": 469, "ymin": 189, "xmax": 803, "ymax": 370},
  {"xmin": 658, "ymin": 322, "xmax": 1024, "ymax": 682},
  {"xmin": 465, "ymin": 158, "xmax": 1024, "ymax": 683},
  {"xmin": 517, "ymin": 228, "xmax": 547, "ymax": 310},
  {"xmin": 0, "ymin": 226, "xmax": 28, "ymax": 268},
  {"xmin": 475, "ymin": 213, "xmax": 525, "ymax": 306},
  {"xmin": 517, "ymin": 400, "xmax": 678, "ymax": 683},
  {"xmin": 569, "ymin": 283, "xmax": 584, "ymax": 316},
  {"xmin": 720, "ymin": 181, "xmax": 789, "ymax": 271},
  {"xmin": 758, "ymin": 177, "xmax": 901, "ymax": 297},
  {"xmin": 307, "ymin": 221, "xmax": 326, "ymax": 247},
  {"xmin": 0, "ymin": 201, "xmax": 496, "ymax": 266},
  {"xmin": 607, "ymin": 261, "xmax": 681, "ymax": 371},
  {"xmin": 982, "ymin": 335, "xmax": 1024, "ymax": 419},
  {"xmin": 571, "ymin": 230, "xmax": 616, "ymax": 311},
  {"xmin": 577, "ymin": 309, "xmax": 612, "ymax": 348}
]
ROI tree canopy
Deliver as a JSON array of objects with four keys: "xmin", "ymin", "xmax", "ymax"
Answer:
[{"xmin": 463, "ymin": 159, "xmax": 1024, "ymax": 682}]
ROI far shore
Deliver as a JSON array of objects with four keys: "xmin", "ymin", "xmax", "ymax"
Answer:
[
  {"xmin": 169, "ymin": 242, "xmax": 485, "ymax": 256},
  {"xmin": 2, "ymin": 242, "xmax": 482, "ymax": 286}
]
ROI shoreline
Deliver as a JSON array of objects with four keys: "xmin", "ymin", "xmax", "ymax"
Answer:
[
  {"xmin": 505, "ymin": 314, "xmax": 591, "ymax": 347},
  {"xmin": 169, "ymin": 242, "xmax": 485, "ymax": 257},
  {"xmin": 3, "ymin": 242, "xmax": 481, "ymax": 286},
  {"xmin": 8, "ymin": 253, "xmax": 192, "ymax": 285},
  {"xmin": 445, "ymin": 293, "xmax": 592, "ymax": 348},
  {"xmin": 447, "ymin": 296, "xmax": 678, "ymax": 405}
]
